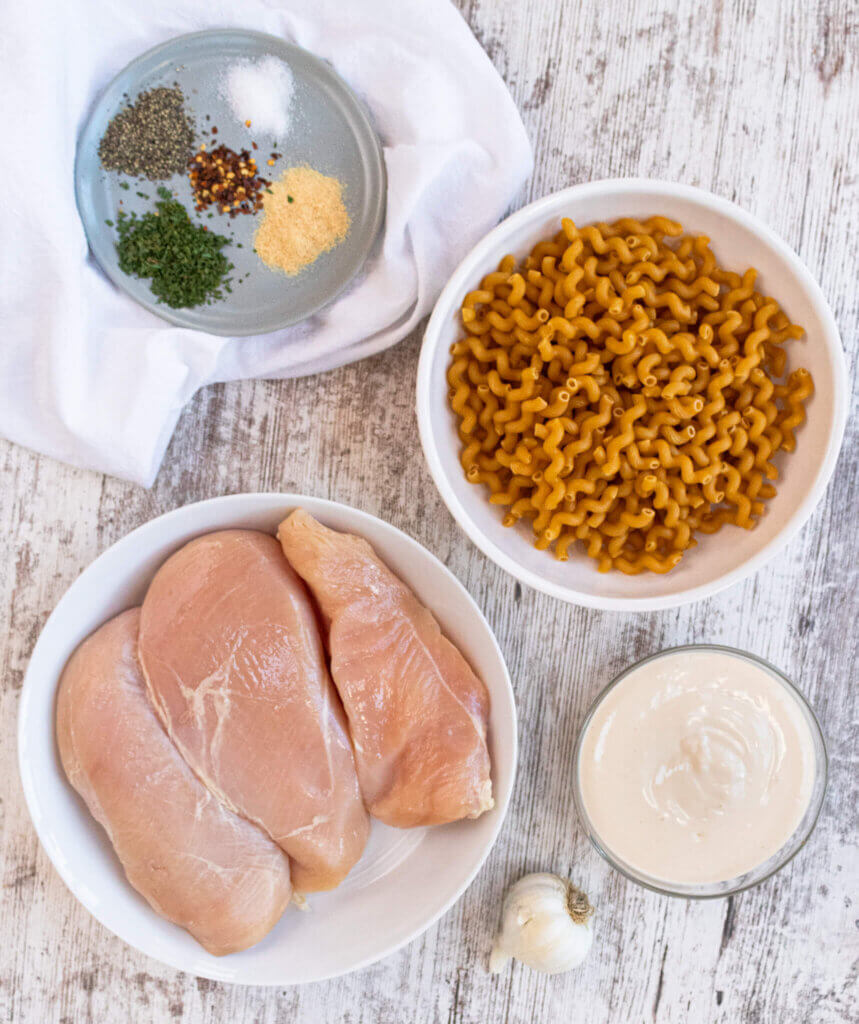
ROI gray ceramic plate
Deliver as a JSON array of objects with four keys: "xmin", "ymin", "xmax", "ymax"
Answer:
[{"xmin": 75, "ymin": 29, "xmax": 386, "ymax": 336}]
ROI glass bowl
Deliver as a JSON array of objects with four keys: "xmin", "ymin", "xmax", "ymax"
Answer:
[{"xmin": 572, "ymin": 644, "xmax": 828, "ymax": 898}]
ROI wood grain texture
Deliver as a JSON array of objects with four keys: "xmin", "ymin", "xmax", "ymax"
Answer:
[{"xmin": 2, "ymin": 0, "xmax": 857, "ymax": 1021}]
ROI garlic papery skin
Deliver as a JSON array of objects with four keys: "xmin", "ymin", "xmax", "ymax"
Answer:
[{"xmin": 489, "ymin": 872, "xmax": 594, "ymax": 975}]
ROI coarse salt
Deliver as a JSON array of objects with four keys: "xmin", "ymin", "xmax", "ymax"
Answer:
[{"xmin": 222, "ymin": 56, "xmax": 295, "ymax": 138}]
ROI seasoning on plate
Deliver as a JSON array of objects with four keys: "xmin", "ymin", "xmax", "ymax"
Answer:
[
  {"xmin": 114, "ymin": 187, "xmax": 234, "ymax": 308},
  {"xmin": 187, "ymin": 144, "xmax": 270, "ymax": 217},
  {"xmin": 255, "ymin": 166, "xmax": 350, "ymax": 276},
  {"xmin": 98, "ymin": 87, "xmax": 194, "ymax": 180},
  {"xmin": 222, "ymin": 56, "xmax": 295, "ymax": 138}
]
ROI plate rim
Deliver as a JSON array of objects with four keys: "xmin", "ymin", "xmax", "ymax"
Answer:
[
  {"xmin": 416, "ymin": 177, "xmax": 850, "ymax": 611},
  {"xmin": 17, "ymin": 492, "xmax": 517, "ymax": 984},
  {"xmin": 74, "ymin": 28, "xmax": 387, "ymax": 337}
]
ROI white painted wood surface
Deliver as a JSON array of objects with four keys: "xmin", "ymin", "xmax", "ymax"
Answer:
[{"xmin": 2, "ymin": 0, "xmax": 857, "ymax": 1020}]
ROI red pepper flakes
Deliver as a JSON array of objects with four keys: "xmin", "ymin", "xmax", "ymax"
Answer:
[{"xmin": 187, "ymin": 143, "xmax": 270, "ymax": 217}]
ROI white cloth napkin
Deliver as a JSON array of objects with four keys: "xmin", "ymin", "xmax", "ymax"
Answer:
[{"xmin": 0, "ymin": 0, "xmax": 531, "ymax": 485}]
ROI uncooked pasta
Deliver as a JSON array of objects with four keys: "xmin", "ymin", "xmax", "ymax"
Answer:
[{"xmin": 446, "ymin": 216, "xmax": 814, "ymax": 574}]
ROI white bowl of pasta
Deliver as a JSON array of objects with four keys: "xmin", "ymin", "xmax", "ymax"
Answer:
[{"xmin": 417, "ymin": 179, "xmax": 848, "ymax": 610}]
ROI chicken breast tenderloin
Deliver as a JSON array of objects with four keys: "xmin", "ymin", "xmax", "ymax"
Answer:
[
  {"xmin": 138, "ymin": 530, "xmax": 369, "ymax": 892},
  {"xmin": 277, "ymin": 510, "xmax": 493, "ymax": 828},
  {"xmin": 56, "ymin": 608, "xmax": 292, "ymax": 957}
]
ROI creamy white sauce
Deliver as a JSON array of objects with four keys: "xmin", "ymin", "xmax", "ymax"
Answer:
[{"xmin": 577, "ymin": 650, "xmax": 816, "ymax": 885}]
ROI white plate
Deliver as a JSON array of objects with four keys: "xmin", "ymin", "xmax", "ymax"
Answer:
[
  {"xmin": 417, "ymin": 179, "xmax": 849, "ymax": 611},
  {"xmin": 17, "ymin": 494, "xmax": 517, "ymax": 984}
]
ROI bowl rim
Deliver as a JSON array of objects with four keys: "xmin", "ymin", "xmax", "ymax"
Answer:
[
  {"xmin": 571, "ymin": 643, "xmax": 828, "ymax": 899},
  {"xmin": 416, "ymin": 178, "xmax": 849, "ymax": 611},
  {"xmin": 17, "ymin": 492, "xmax": 517, "ymax": 983}
]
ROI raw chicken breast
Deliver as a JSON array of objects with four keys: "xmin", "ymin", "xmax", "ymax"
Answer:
[
  {"xmin": 56, "ymin": 608, "xmax": 291, "ymax": 956},
  {"xmin": 277, "ymin": 510, "xmax": 493, "ymax": 828},
  {"xmin": 138, "ymin": 531, "xmax": 369, "ymax": 892}
]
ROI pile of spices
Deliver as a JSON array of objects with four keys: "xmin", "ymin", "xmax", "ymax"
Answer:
[
  {"xmin": 188, "ymin": 144, "xmax": 270, "ymax": 217},
  {"xmin": 222, "ymin": 57, "xmax": 295, "ymax": 138},
  {"xmin": 254, "ymin": 166, "xmax": 350, "ymax": 276},
  {"xmin": 113, "ymin": 187, "xmax": 233, "ymax": 308},
  {"xmin": 99, "ymin": 87, "xmax": 194, "ymax": 179}
]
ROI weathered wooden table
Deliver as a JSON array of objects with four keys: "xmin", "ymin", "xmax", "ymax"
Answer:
[{"xmin": 2, "ymin": 1, "xmax": 856, "ymax": 1021}]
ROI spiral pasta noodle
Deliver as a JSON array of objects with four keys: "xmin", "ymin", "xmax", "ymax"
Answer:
[{"xmin": 446, "ymin": 216, "xmax": 814, "ymax": 574}]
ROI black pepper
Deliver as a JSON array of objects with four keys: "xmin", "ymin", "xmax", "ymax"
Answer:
[{"xmin": 99, "ymin": 87, "xmax": 194, "ymax": 180}]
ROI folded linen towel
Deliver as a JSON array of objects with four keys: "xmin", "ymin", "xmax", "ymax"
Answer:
[{"xmin": 0, "ymin": 0, "xmax": 531, "ymax": 484}]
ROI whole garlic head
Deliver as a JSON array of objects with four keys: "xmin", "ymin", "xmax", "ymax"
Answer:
[{"xmin": 489, "ymin": 872, "xmax": 594, "ymax": 975}]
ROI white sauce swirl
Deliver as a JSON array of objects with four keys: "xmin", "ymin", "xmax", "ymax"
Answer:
[{"xmin": 578, "ymin": 650, "xmax": 816, "ymax": 885}]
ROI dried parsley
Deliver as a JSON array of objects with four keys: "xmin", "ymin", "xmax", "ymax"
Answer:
[
  {"xmin": 114, "ymin": 187, "xmax": 234, "ymax": 308},
  {"xmin": 99, "ymin": 87, "xmax": 194, "ymax": 180}
]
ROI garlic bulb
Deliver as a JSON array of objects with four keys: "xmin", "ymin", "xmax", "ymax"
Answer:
[{"xmin": 489, "ymin": 872, "xmax": 594, "ymax": 975}]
